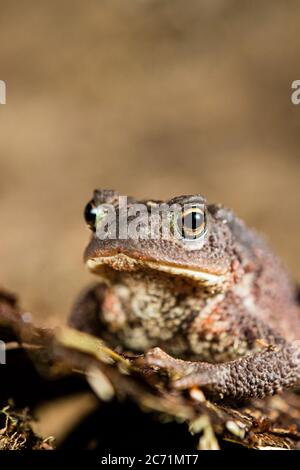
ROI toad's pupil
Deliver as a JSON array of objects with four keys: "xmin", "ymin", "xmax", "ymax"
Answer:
[
  {"xmin": 84, "ymin": 202, "xmax": 97, "ymax": 231},
  {"xmin": 183, "ymin": 211, "xmax": 203, "ymax": 230}
]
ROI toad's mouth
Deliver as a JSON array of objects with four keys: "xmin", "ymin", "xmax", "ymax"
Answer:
[{"xmin": 86, "ymin": 253, "xmax": 226, "ymax": 286}]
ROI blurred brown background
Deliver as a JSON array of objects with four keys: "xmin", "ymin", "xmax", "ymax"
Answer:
[{"xmin": 0, "ymin": 0, "xmax": 300, "ymax": 326}]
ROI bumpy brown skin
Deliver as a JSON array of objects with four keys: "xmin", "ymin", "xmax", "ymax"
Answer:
[{"xmin": 69, "ymin": 190, "xmax": 300, "ymax": 401}]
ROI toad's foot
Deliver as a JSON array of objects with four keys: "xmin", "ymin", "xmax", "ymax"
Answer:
[
  {"xmin": 137, "ymin": 347, "xmax": 219, "ymax": 394},
  {"xmin": 139, "ymin": 343, "xmax": 300, "ymax": 401}
]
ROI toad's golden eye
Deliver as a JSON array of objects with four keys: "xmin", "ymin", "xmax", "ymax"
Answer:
[
  {"xmin": 177, "ymin": 206, "xmax": 207, "ymax": 240},
  {"xmin": 84, "ymin": 201, "xmax": 97, "ymax": 231}
]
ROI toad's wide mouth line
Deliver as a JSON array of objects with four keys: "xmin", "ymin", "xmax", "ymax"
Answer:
[{"xmin": 86, "ymin": 253, "xmax": 226, "ymax": 286}]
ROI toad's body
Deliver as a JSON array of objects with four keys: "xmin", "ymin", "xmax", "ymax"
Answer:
[{"xmin": 70, "ymin": 190, "xmax": 300, "ymax": 400}]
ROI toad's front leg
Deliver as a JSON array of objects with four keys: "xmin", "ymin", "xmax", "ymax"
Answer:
[
  {"xmin": 140, "ymin": 343, "xmax": 300, "ymax": 400},
  {"xmin": 68, "ymin": 283, "xmax": 108, "ymax": 337}
]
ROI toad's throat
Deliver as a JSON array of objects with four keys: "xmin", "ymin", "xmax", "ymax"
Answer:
[{"xmin": 86, "ymin": 253, "xmax": 226, "ymax": 286}]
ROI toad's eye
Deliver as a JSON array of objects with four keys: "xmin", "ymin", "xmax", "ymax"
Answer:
[
  {"xmin": 84, "ymin": 201, "xmax": 97, "ymax": 231},
  {"xmin": 177, "ymin": 206, "xmax": 207, "ymax": 240}
]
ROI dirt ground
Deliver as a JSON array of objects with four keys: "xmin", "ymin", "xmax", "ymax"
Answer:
[{"xmin": 0, "ymin": 0, "xmax": 300, "ymax": 327}]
